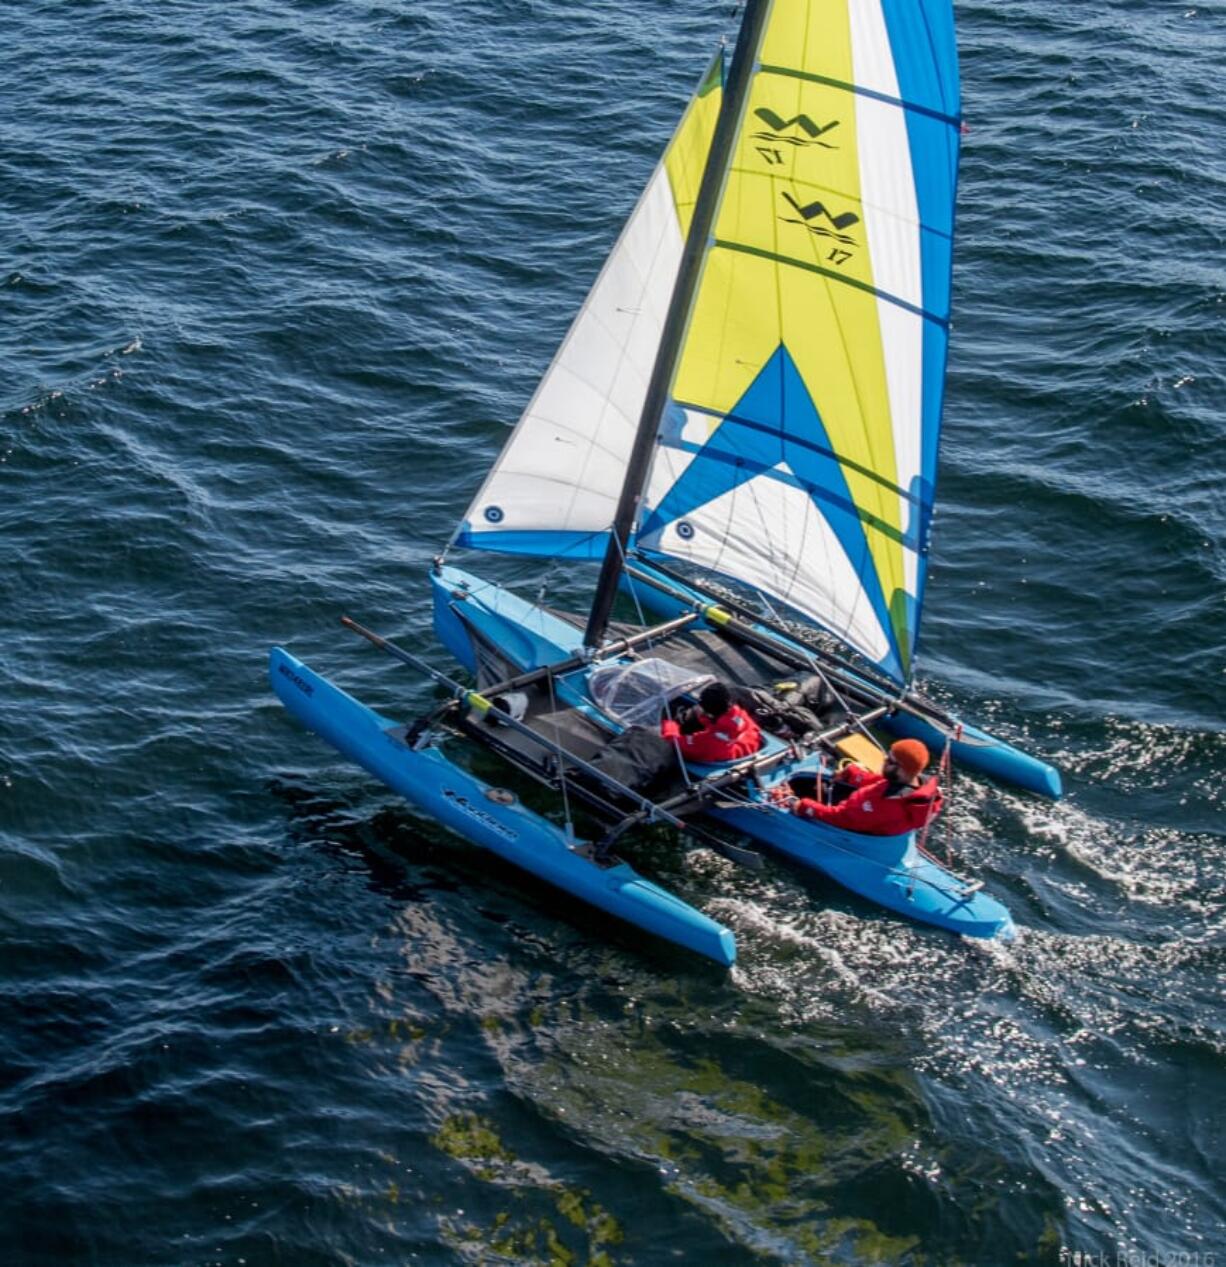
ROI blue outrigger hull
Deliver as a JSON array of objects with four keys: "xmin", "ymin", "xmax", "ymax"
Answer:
[
  {"xmin": 269, "ymin": 647, "xmax": 737, "ymax": 967},
  {"xmin": 431, "ymin": 564, "xmax": 1029, "ymax": 941}
]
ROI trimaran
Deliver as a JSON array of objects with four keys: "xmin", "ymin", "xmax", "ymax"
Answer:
[{"xmin": 271, "ymin": 0, "xmax": 1063, "ymax": 967}]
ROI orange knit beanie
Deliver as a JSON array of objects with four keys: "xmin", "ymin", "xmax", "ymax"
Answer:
[{"xmin": 889, "ymin": 739, "xmax": 929, "ymax": 780}]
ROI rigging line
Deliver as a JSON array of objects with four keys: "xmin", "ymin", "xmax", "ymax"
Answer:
[
  {"xmin": 755, "ymin": 588, "xmax": 791, "ymax": 636},
  {"xmin": 614, "ymin": 528, "xmax": 653, "ymax": 651},
  {"xmin": 545, "ymin": 667, "xmax": 575, "ymax": 841},
  {"xmin": 452, "ymin": 558, "xmax": 542, "ymax": 598},
  {"xmin": 535, "ymin": 558, "xmax": 561, "ymax": 609},
  {"xmin": 934, "ymin": 729, "xmax": 959, "ymax": 869},
  {"xmin": 787, "ymin": 637, "xmax": 886, "ymax": 756},
  {"xmin": 448, "ymin": 541, "xmax": 594, "ymax": 613},
  {"xmin": 666, "ymin": 517, "xmax": 877, "ymax": 751},
  {"xmin": 633, "ymin": 553, "xmax": 906, "ymax": 696},
  {"xmin": 685, "ymin": 554, "xmax": 728, "ymax": 616},
  {"xmin": 914, "ymin": 732, "xmax": 950, "ymax": 866}
]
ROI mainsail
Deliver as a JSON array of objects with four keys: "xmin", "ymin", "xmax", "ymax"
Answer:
[
  {"xmin": 454, "ymin": 55, "xmax": 724, "ymax": 561},
  {"xmin": 638, "ymin": 0, "xmax": 960, "ymax": 683},
  {"xmin": 457, "ymin": 0, "xmax": 961, "ymax": 685}
]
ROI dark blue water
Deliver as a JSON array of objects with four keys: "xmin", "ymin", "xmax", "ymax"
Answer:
[{"xmin": 2, "ymin": 2, "xmax": 1222, "ymax": 1264}]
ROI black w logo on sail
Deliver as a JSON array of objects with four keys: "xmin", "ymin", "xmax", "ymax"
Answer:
[
  {"xmin": 780, "ymin": 191, "xmax": 860, "ymax": 246},
  {"xmin": 752, "ymin": 107, "xmax": 840, "ymax": 148}
]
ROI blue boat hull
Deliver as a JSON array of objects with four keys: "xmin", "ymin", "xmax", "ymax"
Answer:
[
  {"xmin": 708, "ymin": 789, "xmax": 1015, "ymax": 941},
  {"xmin": 269, "ymin": 647, "xmax": 736, "ymax": 967},
  {"xmin": 430, "ymin": 564, "xmax": 1022, "ymax": 941}
]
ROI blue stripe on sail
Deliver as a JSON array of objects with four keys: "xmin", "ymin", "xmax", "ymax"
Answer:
[
  {"xmin": 879, "ymin": 0, "xmax": 962, "ymax": 658},
  {"xmin": 654, "ymin": 426, "xmax": 928, "ymax": 552},
  {"xmin": 673, "ymin": 395, "xmax": 927, "ymax": 501},
  {"xmin": 454, "ymin": 527, "xmax": 609, "ymax": 560},
  {"xmin": 878, "ymin": 0, "xmax": 960, "ymax": 118},
  {"xmin": 640, "ymin": 346, "xmax": 903, "ymax": 678}
]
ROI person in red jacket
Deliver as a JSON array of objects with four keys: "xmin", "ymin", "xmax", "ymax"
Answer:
[
  {"xmin": 660, "ymin": 682, "xmax": 762, "ymax": 764},
  {"xmin": 778, "ymin": 738, "xmax": 942, "ymax": 835}
]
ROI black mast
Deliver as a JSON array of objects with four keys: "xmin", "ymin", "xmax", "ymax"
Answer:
[{"xmin": 581, "ymin": 0, "xmax": 772, "ymax": 650}]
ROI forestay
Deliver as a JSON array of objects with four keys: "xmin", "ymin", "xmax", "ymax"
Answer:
[
  {"xmin": 637, "ymin": 0, "xmax": 961, "ymax": 684},
  {"xmin": 454, "ymin": 55, "xmax": 724, "ymax": 561}
]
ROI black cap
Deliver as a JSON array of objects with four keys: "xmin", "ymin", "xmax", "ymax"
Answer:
[{"xmin": 699, "ymin": 681, "xmax": 731, "ymax": 718}]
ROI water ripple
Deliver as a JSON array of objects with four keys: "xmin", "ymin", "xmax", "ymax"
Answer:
[{"xmin": 1, "ymin": 0, "xmax": 1222, "ymax": 1263}]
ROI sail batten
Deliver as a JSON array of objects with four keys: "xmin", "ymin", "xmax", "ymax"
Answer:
[
  {"xmin": 710, "ymin": 240, "xmax": 949, "ymax": 325},
  {"xmin": 757, "ymin": 65, "xmax": 960, "ymax": 127}
]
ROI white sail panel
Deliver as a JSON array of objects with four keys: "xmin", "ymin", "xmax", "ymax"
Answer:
[
  {"xmin": 454, "ymin": 62, "xmax": 723, "ymax": 560},
  {"xmin": 454, "ymin": 165, "xmax": 680, "ymax": 556},
  {"xmin": 850, "ymin": 4, "xmax": 925, "ymax": 606}
]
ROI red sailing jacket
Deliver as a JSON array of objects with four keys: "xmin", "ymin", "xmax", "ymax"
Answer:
[
  {"xmin": 793, "ymin": 767, "xmax": 942, "ymax": 836},
  {"xmin": 660, "ymin": 704, "xmax": 762, "ymax": 763}
]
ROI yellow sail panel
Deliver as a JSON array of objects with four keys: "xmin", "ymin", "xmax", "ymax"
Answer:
[
  {"xmin": 758, "ymin": 0, "xmax": 850, "ymax": 68},
  {"xmin": 668, "ymin": 58, "xmax": 907, "ymax": 648},
  {"xmin": 707, "ymin": 7, "xmax": 904, "ymax": 564},
  {"xmin": 665, "ymin": 53, "xmax": 724, "ymax": 237}
]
